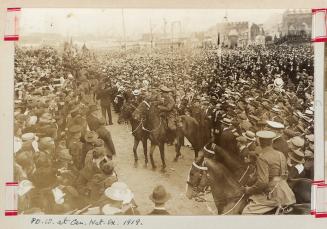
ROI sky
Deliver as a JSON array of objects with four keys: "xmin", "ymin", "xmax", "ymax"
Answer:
[{"xmin": 20, "ymin": 8, "xmax": 285, "ymax": 38}]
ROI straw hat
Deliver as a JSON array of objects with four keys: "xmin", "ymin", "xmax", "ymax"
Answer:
[
  {"xmin": 266, "ymin": 120, "xmax": 285, "ymax": 129},
  {"xmin": 104, "ymin": 182, "xmax": 133, "ymax": 204},
  {"xmin": 18, "ymin": 180, "xmax": 34, "ymax": 196},
  {"xmin": 242, "ymin": 131, "xmax": 256, "ymax": 141},
  {"xmin": 288, "ymin": 148, "xmax": 305, "ymax": 164},
  {"xmin": 256, "ymin": 131, "xmax": 276, "ymax": 139}
]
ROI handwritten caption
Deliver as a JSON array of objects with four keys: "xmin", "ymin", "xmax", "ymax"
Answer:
[{"xmin": 30, "ymin": 217, "xmax": 143, "ymax": 226}]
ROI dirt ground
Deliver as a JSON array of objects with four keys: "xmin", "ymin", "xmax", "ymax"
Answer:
[{"xmin": 107, "ymin": 110, "xmax": 216, "ymax": 215}]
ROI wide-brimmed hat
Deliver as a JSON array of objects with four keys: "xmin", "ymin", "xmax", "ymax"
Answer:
[
  {"xmin": 39, "ymin": 137, "xmax": 55, "ymax": 149},
  {"xmin": 18, "ymin": 180, "xmax": 34, "ymax": 196},
  {"xmin": 221, "ymin": 118, "xmax": 232, "ymax": 126},
  {"xmin": 104, "ymin": 182, "xmax": 134, "ymax": 204},
  {"xmin": 84, "ymin": 131, "xmax": 98, "ymax": 143},
  {"xmin": 68, "ymin": 125, "xmax": 82, "ymax": 133},
  {"xmin": 159, "ymin": 85, "xmax": 172, "ymax": 92},
  {"xmin": 132, "ymin": 89, "xmax": 141, "ymax": 96},
  {"xmin": 101, "ymin": 160, "xmax": 115, "ymax": 175},
  {"xmin": 290, "ymin": 136, "xmax": 305, "ymax": 148},
  {"xmin": 102, "ymin": 204, "xmax": 123, "ymax": 215},
  {"xmin": 94, "ymin": 138, "xmax": 104, "ymax": 147},
  {"xmin": 39, "ymin": 112, "xmax": 55, "ymax": 123},
  {"xmin": 304, "ymin": 150, "xmax": 314, "ymax": 159},
  {"xmin": 256, "ymin": 130, "xmax": 276, "ymax": 139},
  {"xmin": 305, "ymin": 134, "xmax": 314, "ymax": 143},
  {"xmin": 88, "ymin": 105, "xmax": 99, "ymax": 113},
  {"xmin": 242, "ymin": 131, "xmax": 256, "ymax": 141},
  {"xmin": 266, "ymin": 120, "xmax": 285, "ymax": 129},
  {"xmin": 21, "ymin": 132, "xmax": 35, "ymax": 141},
  {"xmin": 149, "ymin": 185, "xmax": 171, "ymax": 204},
  {"xmin": 288, "ymin": 148, "xmax": 305, "ymax": 164}
]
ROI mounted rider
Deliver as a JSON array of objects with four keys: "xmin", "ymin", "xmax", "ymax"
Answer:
[
  {"xmin": 242, "ymin": 130, "xmax": 296, "ymax": 215},
  {"xmin": 157, "ymin": 85, "xmax": 177, "ymax": 137}
]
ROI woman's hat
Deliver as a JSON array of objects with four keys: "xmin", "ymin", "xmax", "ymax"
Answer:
[
  {"xmin": 104, "ymin": 182, "xmax": 134, "ymax": 204},
  {"xmin": 149, "ymin": 185, "xmax": 171, "ymax": 204}
]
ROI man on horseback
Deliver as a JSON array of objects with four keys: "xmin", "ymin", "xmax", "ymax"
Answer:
[
  {"xmin": 242, "ymin": 130, "xmax": 296, "ymax": 215},
  {"xmin": 157, "ymin": 85, "xmax": 177, "ymax": 141}
]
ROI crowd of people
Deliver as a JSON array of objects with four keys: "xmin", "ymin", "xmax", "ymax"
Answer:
[{"xmin": 13, "ymin": 39, "xmax": 314, "ymax": 215}]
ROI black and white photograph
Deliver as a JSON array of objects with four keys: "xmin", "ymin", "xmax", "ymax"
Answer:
[{"xmin": 13, "ymin": 8, "xmax": 314, "ymax": 215}]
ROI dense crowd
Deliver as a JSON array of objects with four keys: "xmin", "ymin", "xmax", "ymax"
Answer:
[{"xmin": 13, "ymin": 41, "xmax": 314, "ymax": 215}]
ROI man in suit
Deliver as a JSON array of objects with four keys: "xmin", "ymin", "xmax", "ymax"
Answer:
[
  {"xmin": 96, "ymin": 81, "xmax": 113, "ymax": 125},
  {"xmin": 148, "ymin": 185, "xmax": 171, "ymax": 215}
]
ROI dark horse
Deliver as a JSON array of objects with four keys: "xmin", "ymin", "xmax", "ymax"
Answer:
[
  {"xmin": 118, "ymin": 102, "xmax": 149, "ymax": 167},
  {"xmin": 133, "ymin": 100, "xmax": 168, "ymax": 171},
  {"xmin": 186, "ymin": 155, "xmax": 248, "ymax": 214},
  {"xmin": 174, "ymin": 107, "xmax": 214, "ymax": 161},
  {"xmin": 186, "ymin": 143, "xmax": 311, "ymax": 215},
  {"xmin": 186, "ymin": 142, "xmax": 256, "ymax": 202}
]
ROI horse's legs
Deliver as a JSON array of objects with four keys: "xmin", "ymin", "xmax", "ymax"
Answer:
[
  {"xmin": 174, "ymin": 135, "xmax": 182, "ymax": 162},
  {"xmin": 159, "ymin": 143, "xmax": 166, "ymax": 172},
  {"xmin": 142, "ymin": 138, "xmax": 148, "ymax": 167},
  {"xmin": 133, "ymin": 138, "xmax": 140, "ymax": 167},
  {"xmin": 194, "ymin": 149, "xmax": 199, "ymax": 160},
  {"xmin": 150, "ymin": 143, "xmax": 157, "ymax": 170}
]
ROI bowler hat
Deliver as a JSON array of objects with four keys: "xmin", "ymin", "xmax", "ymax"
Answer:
[{"xmin": 149, "ymin": 185, "xmax": 171, "ymax": 204}]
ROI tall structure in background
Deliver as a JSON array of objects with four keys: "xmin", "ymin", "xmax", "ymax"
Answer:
[{"xmin": 281, "ymin": 9, "xmax": 312, "ymax": 37}]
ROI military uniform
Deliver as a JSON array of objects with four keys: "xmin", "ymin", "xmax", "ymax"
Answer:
[
  {"xmin": 242, "ymin": 145, "xmax": 296, "ymax": 214},
  {"xmin": 158, "ymin": 89, "xmax": 177, "ymax": 131},
  {"xmin": 67, "ymin": 137, "xmax": 83, "ymax": 170}
]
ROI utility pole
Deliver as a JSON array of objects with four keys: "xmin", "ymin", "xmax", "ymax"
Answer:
[
  {"xmin": 149, "ymin": 18, "xmax": 153, "ymax": 49},
  {"xmin": 121, "ymin": 8, "xmax": 126, "ymax": 50}
]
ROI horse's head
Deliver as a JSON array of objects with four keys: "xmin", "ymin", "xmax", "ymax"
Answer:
[
  {"xmin": 118, "ymin": 102, "xmax": 135, "ymax": 124},
  {"xmin": 185, "ymin": 161, "xmax": 209, "ymax": 199},
  {"xmin": 132, "ymin": 100, "xmax": 150, "ymax": 121}
]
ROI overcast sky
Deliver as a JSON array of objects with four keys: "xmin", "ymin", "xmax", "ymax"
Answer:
[{"xmin": 20, "ymin": 8, "xmax": 285, "ymax": 38}]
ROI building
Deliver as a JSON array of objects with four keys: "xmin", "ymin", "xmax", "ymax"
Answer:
[{"xmin": 281, "ymin": 9, "xmax": 312, "ymax": 37}]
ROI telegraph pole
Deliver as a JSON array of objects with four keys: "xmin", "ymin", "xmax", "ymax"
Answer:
[{"xmin": 121, "ymin": 8, "xmax": 126, "ymax": 50}]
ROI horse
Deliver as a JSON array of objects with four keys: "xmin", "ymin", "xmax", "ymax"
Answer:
[
  {"xmin": 186, "ymin": 142, "xmax": 256, "ymax": 200},
  {"xmin": 132, "ymin": 100, "xmax": 168, "ymax": 172},
  {"xmin": 186, "ymin": 144, "xmax": 311, "ymax": 215},
  {"xmin": 174, "ymin": 106, "xmax": 214, "ymax": 161},
  {"xmin": 186, "ymin": 156, "xmax": 247, "ymax": 215},
  {"xmin": 174, "ymin": 115, "xmax": 202, "ymax": 161},
  {"xmin": 118, "ymin": 102, "xmax": 149, "ymax": 167}
]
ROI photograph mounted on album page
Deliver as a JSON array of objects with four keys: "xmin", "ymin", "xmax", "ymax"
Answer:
[{"xmin": 10, "ymin": 7, "xmax": 316, "ymax": 216}]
